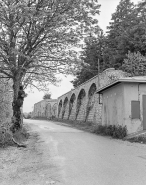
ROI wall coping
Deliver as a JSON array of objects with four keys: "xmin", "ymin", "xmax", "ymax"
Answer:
[
  {"xmin": 58, "ymin": 68, "xmax": 125, "ymax": 99},
  {"xmin": 34, "ymin": 99, "xmax": 57, "ymax": 105}
]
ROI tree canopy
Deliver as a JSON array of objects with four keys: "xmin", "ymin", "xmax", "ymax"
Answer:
[
  {"xmin": 0, "ymin": 0, "xmax": 101, "ymax": 130},
  {"xmin": 72, "ymin": 0, "xmax": 146, "ymax": 86},
  {"xmin": 0, "ymin": 0, "xmax": 100, "ymax": 91},
  {"xmin": 72, "ymin": 32, "xmax": 107, "ymax": 87}
]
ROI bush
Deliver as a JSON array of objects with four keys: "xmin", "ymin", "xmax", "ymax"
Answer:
[
  {"xmin": 128, "ymin": 135, "xmax": 146, "ymax": 144},
  {"xmin": 93, "ymin": 124, "xmax": 127, "ymax": 139}
]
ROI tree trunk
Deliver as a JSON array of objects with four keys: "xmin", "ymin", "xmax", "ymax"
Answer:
[{"xmin": 11, "ymin": 76, "xmax": 23, "ymax": 133}]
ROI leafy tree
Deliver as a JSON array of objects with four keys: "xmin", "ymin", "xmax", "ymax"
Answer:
[
  {"xmin": 72, "ymin": 32, "xmax": 107, "ymax": 87},
  {"xmin": 122, "ymin": 51, "xmax": 146, "ymax": 76},
  {"xmin": 0, "ymin": 0, "xmax": 100, "ymax": 131},
  {"xmin": 105, "ymin": 0, "xmax": 146, "ymax": 69},
  {"xmin": 72, "ymin": 0, "xmax": 146, "ymax": 87},
  {"xmin": 106, "ymin": 0, "xmax": 136, "ymax": 68},
  {"xmin": 43, "ymin": 93, "xmax": 51, "ymax": 100}
]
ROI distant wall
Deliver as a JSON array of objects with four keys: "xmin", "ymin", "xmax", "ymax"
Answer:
[
  {"xmin": 32, "ymin": 99, "xmax": 57, "ymax": 119},
  {"xmin": 57, "ymin": 68, "xmax": 129, "ymax": 124}
]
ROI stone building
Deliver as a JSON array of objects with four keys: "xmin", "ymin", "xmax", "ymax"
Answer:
[
  {"xmin": 33, "ymin": 99, "xmax": 57, "ymax": 119},
  {"xmin": 57, "ymin": 68, "xmax": 129, "ymax": 124}
]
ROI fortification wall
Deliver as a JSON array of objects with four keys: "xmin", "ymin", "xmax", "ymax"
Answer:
[{"xmin": 57, "ymin": 68, "xmax": 129, "ymax": 124}]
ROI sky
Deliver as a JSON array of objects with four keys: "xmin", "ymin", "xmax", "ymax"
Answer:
[{"xmin": 23, "ymin": 0, "xmax": 140, "ymax": 113}]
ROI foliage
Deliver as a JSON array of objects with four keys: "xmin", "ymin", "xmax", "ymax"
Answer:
[
  {"xmin": 62, "ymin": 109, "xmax": 65, "ymax": 119},
  {"xmin": 72, "ymin": 33, "xmax": 107, "ymax": 87},
  {"xmin": 122, "ymin": 51, "xmax": 146, "ymax": 76},
  {"xmin": 85, "ymin": 103, "xmax": 94, "ymax": 122},
  {"xmin": 72, "ymin": 0, "xmax": 146, "ymax": 86},
  {"xmin": 43, "ymin": 93, "xmax": 51, "ymax": 100},
  {"xmin": 105, "ymin": 0, "xmax": 146, "ymax": 69},
  {"xmin": 68, "ymin": 94, "xmax": 76, "ymax": 119},
  {"xmin": 0, "ymin": 0, "xmax": 101, "ymax": 89},
  {"xmin": 62, "ymin": 98, "xmax": 68, "ymax": 119},
  {"xmin": 128, "ymin": 135, "xmax": 146, "ymax": 144},
  {"xmin": 68, "ymin": 102, "xmax": 73, "ymax": 119},
  {"xmin": 75, "ymin": 99, "xmax": 82, "ymax": 119},
  {"xmin": 0, "ymin": 0, "xmax": 100, "ymax": 130},
  {"xmin": 0, "ymin": 124, "xmax": 29, "ymax": 148},
  {"xmin": 75, "ymin": 89, "xmax": 85, "ymax": 119},
  {"xmin": 93, "ymin": 125, "xmax": 127, "ymax": 139},
  {"xmin": 58, "ymin": 101, "xmax": 62, "ymax": 117},
  {"xmin": 105, "ymin": 0, "xmax": 136, "ymax": 68}
]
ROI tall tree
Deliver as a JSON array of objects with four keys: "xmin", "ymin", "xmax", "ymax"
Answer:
[
  {"xmin": 122, "ymin": 51, "xmax": 146, "ymax": 76},
  {"xmin": 106, "ymin": 0, "xmax": 136, "ymax": 68},
  {"xmin": 0, "ymin": 0, "xmax": 101, "ymax": 131},
  {"xmin": 72, "ymin": 32, "xmax": 107, "ymax": 87}
]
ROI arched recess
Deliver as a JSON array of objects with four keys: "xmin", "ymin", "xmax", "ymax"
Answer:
[
  {"xmin": 76, "ymin": 89, "xmax": 86, "ymax": 119},
  {"xmin": 85, "ymin": 83, "xmax": 97, "ymax": 121},
  {"xmin": 68, "ymin": 93, "xmax": 76, "ymax": 119},
  {"xmin": 62, "ymin": 97, "xmax": 68, "ymax": 119},
  {"xmin": 58, "ymin": 100, "xmax": 62, "ymax": 117},
  {"xmin": 52, "ymin": 103, "xmax": 57, "ymax": 117},
  {"xmin": 46, "ymin": 103, "xmax": 51, "ymax": 118}
]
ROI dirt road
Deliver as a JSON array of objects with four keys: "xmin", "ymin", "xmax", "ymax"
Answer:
[{"xmin": 1, "ymin": 119, "xmax": 146, "ymax": 185}]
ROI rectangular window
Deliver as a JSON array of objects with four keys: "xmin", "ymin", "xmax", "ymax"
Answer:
[{"xmin": 131, "ymin": 101, "xmax": 140, "ymax": 119}]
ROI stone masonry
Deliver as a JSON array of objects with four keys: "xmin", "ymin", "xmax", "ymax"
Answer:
[
  {"xmin": 57, "ymin": 68, "xmax": 129, "ymax": 125},
  {"xmin": 33, "ymin": 99, "xmax": 57, "ymax": 119}
]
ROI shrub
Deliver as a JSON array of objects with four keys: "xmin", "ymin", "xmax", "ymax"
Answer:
[
  {"xmin": 93, "ymin": 124, "xmax": 127, "ymax": 139},
  {"xmin": 128, "ymin": 135, "xmax": 146, "ymax": 144}
]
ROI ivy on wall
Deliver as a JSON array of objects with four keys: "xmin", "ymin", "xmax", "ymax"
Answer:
[
  {"xmin": 52, "ymin": 103, "xmax": 57, "ymax": 117},
  {"xmin": 75, "ymin": 89, "xmax": 86, "ymax": 120},
  {"xmin": 62, "ymin": 97, "xmax": 68, "ymax": 119},
  {"xmin": 58, "ymin": 100, "xmax": 62, "ymax": 117},
  {"xmin": 68, "ymin": 94, "xmax": 76, "ymax": 119},
  {"xmin": 85, "ymin": 83, "xmax": 96, "ymax": 122}
]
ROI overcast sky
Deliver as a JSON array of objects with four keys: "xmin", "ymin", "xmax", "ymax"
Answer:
[{"xmin": 23, "ymin": 0, "xmax": 140, "ymax": 113}]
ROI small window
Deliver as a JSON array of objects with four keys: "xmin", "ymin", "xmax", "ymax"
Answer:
[{"xmin": 131, "ymin": 101, "xmax": 140, "ymax": 119}]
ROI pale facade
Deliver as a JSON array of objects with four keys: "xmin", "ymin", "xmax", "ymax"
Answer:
[{"xmin": 97, "ymin": 77, "xmax": 146, "ymax": 134}]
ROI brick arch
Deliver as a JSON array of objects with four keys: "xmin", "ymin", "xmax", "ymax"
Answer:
[
  {"xmin": 58, "ymin": 100, "xmax": 62, "ymax": 117},
  {"xmin": 62, "ymin": 97, "xmax": 68, "ymax": 119},
  {"xmin": 76, "ymin": 89, "xmax": 86, "ymax": 120},
  {"xmin": 85, "ymin": 83, "xmax": 97, "ymax": 122},
  {"xmin": 52, "ymin": 103, "xmax": 57, "ymax": 117},
  {"xmin": 68, "ymin": 93, "xmax": 76, "ymax": 119}
]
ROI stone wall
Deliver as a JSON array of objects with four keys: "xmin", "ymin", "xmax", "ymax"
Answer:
[
  {"xmin": 57, "ymin": 68, "xmax": 129, "ymax": 124},
  {"xmin": 32, "ymin": 99, "xmax": 57, "ymax": 119},
  {"xmin": 0, "ymin": 79, "xmax": 13, "ymax": 126}
]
